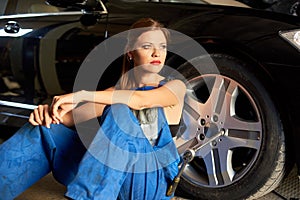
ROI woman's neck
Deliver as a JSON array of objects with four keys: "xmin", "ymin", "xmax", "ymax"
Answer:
[{"xmin": 135, "ymin": 74, "xmax": 164, "ymax": 87}]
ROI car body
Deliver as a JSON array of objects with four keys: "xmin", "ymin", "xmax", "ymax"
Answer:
[
  {"xmin": 1, "ymin": 0, "xmax": 300, "ymax": 199},
  {"xmin": 238, "ymin": 0, "xmax": 300, "ymax": 16}
]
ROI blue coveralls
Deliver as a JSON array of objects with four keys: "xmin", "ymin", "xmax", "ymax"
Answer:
[{"xmin": 0, "ymin": 88, "xmax": 180, "ymax": 200}]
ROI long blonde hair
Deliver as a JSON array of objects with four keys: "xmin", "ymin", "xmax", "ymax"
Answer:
[{"xmin": 118, "ymin": 18, "xmax": 170, "ymax": 89}]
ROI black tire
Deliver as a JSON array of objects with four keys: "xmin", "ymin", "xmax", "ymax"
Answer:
[{"xmin": 173, "ymin": 53, "xmax": 288, "ymax": 200}]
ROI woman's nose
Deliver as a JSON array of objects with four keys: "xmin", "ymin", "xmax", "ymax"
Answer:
[{"xmin": 152, "ymin": 48, "xmax": 160, "ymax": 57}]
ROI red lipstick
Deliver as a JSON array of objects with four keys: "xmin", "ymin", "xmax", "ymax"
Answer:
[{"xmin": 150, "ymin": 60, "xmax": 161, "ymax": 64}]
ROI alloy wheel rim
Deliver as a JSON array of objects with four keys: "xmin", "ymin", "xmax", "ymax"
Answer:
[{"xmin": 178, "ymin": 74, "xmax": 262, "ymax": 188}]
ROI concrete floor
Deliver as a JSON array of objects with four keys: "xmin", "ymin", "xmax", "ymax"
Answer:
[
  {"xmin": 15, "ymin": 174, "xmax": 67, "ymax": 200},
  {"xmin": 14, "ymin": 165, "xmax": 299, "ymax": 200},
  {"xmin": 14, "ymin": 174, "xmax": 189, "ymax": 200}
]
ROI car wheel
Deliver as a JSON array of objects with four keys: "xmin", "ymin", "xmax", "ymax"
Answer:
[{"xmin": 173, "ymin": 53, "xmax": 288, "ymax": 200}]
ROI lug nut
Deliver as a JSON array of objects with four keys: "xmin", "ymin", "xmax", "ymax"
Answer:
[
  {"xmin": 213, "ymin": 115, "xmax": 218, "ymax": 122},
  {"xmin": 199, "ymin": 133, "xmax": 205, "ymax": 140},
  {"xmin": 212, "ymin": 140, "xmax": 217, "ymax": 146}
]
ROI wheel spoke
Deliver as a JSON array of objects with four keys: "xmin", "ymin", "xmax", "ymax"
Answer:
[
  {"xmin": 203, "ymin": 148, "xmax": 233, "ymax": 186},
  {"xmin": 219, "ymin": 78, "xmax": 239, "ymax": 120},
  {"xmin": 227, "ymin": 129, "xmax": 261, "ymax": 149},
  {"xmin": 203, "ymin": 151, "xmax": 218, "ymax": 186},
  {"xmin": 184, "ymin": 91, "xmax": 202, "ymax": 121},
  {"xmin": 217, "ymin": 147, "xmax": 235, "ymax": 184},
  {"xmin": 223, "ymin": 79, "xmax": 261, "ymax": 130},
  {"xmin": 225, "ymin": 114, "xmax": 261, "ymax": 150},
  {"xmin": 219, "ymin": 78, "xmax": 262, "ymax": 149},
  {"xmin": 206, "ymin": 76, "xmax": 227, "ymax": 114},
  {"xmin": 226, "ymin": 117, "xmax": 261, "ymax": 133},
  {"xmin": 210, "ymin": 76, "xmax": 262, "ymax": 132}
]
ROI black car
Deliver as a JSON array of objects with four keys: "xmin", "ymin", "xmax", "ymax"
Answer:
[
  {"xmin": 1, "ymin": 0, "xmax": 300, "ymax": 199},
  {"xmin": 239, "ymin": 0, "xmax": 300, "ymax": 16}
]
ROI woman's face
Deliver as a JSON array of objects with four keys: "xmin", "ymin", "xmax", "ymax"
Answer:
[{"xmin": 129, "ymin": 29, "xmax": 167, "ymax": 74}]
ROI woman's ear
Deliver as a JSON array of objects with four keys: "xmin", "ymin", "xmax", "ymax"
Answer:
[{"xmin": 127, "ymin": 52, "xmax": 133, "ymax": 60}]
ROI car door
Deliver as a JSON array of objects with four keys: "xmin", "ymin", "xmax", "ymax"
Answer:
[{"xmin": 0, "ymin": 0, "xmax": 107, "ymax": 106}]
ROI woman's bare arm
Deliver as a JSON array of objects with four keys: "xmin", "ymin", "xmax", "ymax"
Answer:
[
  {"xmin": 51, "ymin": 80, "xmax": 186, "ymax": 123},
  {"xmin": 88, "ymin": 80, "xmax": 186, "ymax": 110},
  {"xmin": 60, "ymin": 102, "xmax": 106, "ymax": 127},
  {"xmin": 59, "ymin": 87, "xmax": 115, "ymax": 127}
]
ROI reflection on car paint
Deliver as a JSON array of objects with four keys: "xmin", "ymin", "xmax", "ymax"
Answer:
[{"xmin": 0, "ymin": 29, "xmax": 33, "ymax": 37}]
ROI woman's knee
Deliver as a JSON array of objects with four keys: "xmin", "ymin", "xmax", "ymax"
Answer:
[
  {"xmin": 108, "ymin": 103, "xmax": 131, "ymax": 113},
  {"xmin": 103, "ymin": 104, "xmax": 139, "ymax": 127}
]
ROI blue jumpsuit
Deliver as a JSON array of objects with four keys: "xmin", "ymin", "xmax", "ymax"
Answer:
[{"xmin": 0, "ymin": 87, "xmax": 180, "ymax": 200}]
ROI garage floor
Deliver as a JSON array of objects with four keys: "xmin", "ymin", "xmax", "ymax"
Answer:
[{"xmin": 14, "ymin": 165, "xmax": 299, "ymax": 200}]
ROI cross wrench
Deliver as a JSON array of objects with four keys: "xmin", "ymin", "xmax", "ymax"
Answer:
[
  {"xmin": 166, "ymin": 148, "xmax": 195, "ymax": 196},
  {"xmin": 167, "ymin": 129, "xmax": 225, "ymax": 196}
]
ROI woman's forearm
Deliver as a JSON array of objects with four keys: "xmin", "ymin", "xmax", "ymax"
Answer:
[
  {"xmin": 81, "ymin": 89, "xmax": 138, "ymax": 109},
  {"xmin": 81, "ymin": 80, "xmax": 186, "ymax": 110},
  {"xmin": 61, "ymin": 102, "xmax": 106, "ymax": 127},
  {"xmin": 51, "ymin": 80, "xmax": 186, "ymax": 121}
]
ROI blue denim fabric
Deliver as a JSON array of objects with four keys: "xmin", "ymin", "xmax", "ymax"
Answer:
[
  {"xmin": 0, "ymin": 123, "xmax": 86, "ymax": 200},
  {"xmin": 0, "ymin": 90, "xmax": 180, "ymax": 200},
  {"xmin": 65, "ymin": 104, "xmax": 180, "ymax": 200}
]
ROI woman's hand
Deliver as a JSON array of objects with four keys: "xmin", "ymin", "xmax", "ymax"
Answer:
[
  {"xmin": 50, "ymin": 91, "xmax": 89, "ymax": 122},
  {"xmin": 29, "ymin": 104, "xmax": 56, "ymax": 128}
]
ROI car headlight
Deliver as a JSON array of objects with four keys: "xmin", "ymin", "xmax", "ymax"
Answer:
[{"xmin": 279, "ymin": 29, "xmax": 300, "ymax": 51}]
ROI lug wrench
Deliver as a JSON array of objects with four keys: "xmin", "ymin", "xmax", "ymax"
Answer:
[{"xmin": 166, "ymin": 130, "xmax": 225, "ymax": 196}]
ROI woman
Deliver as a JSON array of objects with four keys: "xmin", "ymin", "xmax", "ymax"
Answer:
[{"xmin": 0, "ymin": 18, "xmax": 186, "ymax": 200}]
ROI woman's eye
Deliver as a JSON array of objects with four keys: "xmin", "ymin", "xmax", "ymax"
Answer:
[
  {"xmin": 142, "ymin": 45, "xmax": 152, "ymax": 49},
  {"xmin": 140, "ymin": 44, "xmax": 167, "ymax": 50},
  {"xmin": 160, "ymin": 44, "xmax": 167, "ymax": 49}
]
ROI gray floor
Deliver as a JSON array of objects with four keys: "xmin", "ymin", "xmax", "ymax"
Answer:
[
  {"xmin": 15, "ymin": 165, "xmax": 299, "ymax": 200},
  {"xmin": 15, "ymin": 174, "xmax": 66, "ymax": 200}
]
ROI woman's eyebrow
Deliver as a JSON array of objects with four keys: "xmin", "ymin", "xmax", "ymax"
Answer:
[{"xmin": 140, "ymin": 42, "xmax": 167, "ymax": 45}]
